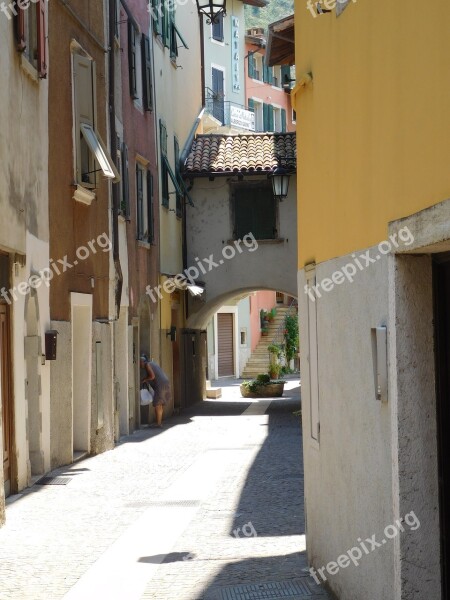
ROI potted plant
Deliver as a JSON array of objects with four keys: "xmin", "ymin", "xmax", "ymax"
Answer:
[
  {"xmin": 267, "ymin": 308, "xmax": 277, "ymax": 322},
  {"xmin": 240, "ymin": 372, "xmax": 286, "ymax": 398},
  {"xmin": 268, "ymin": 363, "xmax": 281, "ymax": 380}
]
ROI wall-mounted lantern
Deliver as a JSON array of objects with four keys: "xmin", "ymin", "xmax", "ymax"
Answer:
[
  {"xmin": 195, "ymin": 0, "xmax": 226, "ymax": 24},
  {"xmin": 271, "ymin": 156, "xmax": 296, "ymax": 201}
]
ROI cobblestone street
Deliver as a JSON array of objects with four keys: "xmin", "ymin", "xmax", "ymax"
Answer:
[{"xmin": 0, "ymin": 380, "xmax": 330, "ymax": 600}]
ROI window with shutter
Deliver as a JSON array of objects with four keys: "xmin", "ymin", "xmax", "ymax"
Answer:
[
  {"xmin": 248, "ymin": 53, "xmax": 255, "ymax": 79},
  {"xmin": 37, "ymin": 0, "xmax": 47, "ymax": 78},
  {"xmin": 212, "ymin": 13, "xmax": 224, "ymax": 42},
  {"xmin": 174, "ymin": 137, "xmax": 182, "ymax": 218},
  {"xmin": 248, "ymin": 98, "xmax": 255, "ymax": 112},
  {"xmin": 72, "ymin": 52, "xmax": 119, "ymax": 191},
  {"xmin": 160, "ymin": 120, "xmax": 169, "ymax": 208},
  {"xmin": 281, "ymin": 109, "xmax": 287, "ymax": 133},
  {"xmin": 15, "ymin": 6, "xmax": 26, "ymax": 51},
  {"xmin": 147, "ymin": 172, "xmax": 154, "ymax": 244},
  {"xmin": 233, "ymin": 184, "xmax": 277, "ymax": 240},
  {"xmin": 136, "ymin": 164, "xmax": 150, "ymax": 242},
  {"xmin": 268, "ymin": 105, "xmax": 274, "ymax": 131},
  {"xmin": 128, "ymin": 22, "xmax": 138, "ymax": 98},
  {"xmin": 151, "ymin": 0, "xmax": 161, "ymax": 35},
  {"xmin": 141, "ymin": 35, "xmax": 153, "ymax": 111},
  {"xmin": 162, "ymin": 1, "xmax": 170, "ymax": 48},
  {"xmin": 169, "ymin": 9, "xmax": 178, "ymax": 60},
  {"xmin": 263, "ymin": 103, "xmax": 269, "ymax": 131},
  {"xmin": 121, "ymin": 143, "xmax": 130, "ymax": 219}
]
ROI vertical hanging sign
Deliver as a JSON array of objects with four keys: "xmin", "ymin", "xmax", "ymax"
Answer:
[{"xmin": 231, "ymin": 16, "xmax": 240, "ymax": 94}]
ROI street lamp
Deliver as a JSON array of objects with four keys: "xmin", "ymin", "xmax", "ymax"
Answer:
[
  {"xmin": 195, "ymin": 0, "xmax": 226, "ymax": 24},
  {"xmin": 271, "ymin": 157, "xmax": 295, "ymax": 201}
]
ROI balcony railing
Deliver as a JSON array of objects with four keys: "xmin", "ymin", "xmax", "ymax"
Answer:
[{"xmin": 205, "ymin": 95, "xmax": 255, "ymax": 132}]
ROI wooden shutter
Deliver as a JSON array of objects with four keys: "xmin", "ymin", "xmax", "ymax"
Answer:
[
  {"xmin": 142, "ymin": 35, "xmax": 153, "ymax": 111},
  {"xmin": 37, "ymin": 0, "xmax": 47, "ymax": 78},
  {"xmin": 147, "ymin": 172, "xmax": 154, "ymax": 243},
  {"xmin": 136, "ymin": 165, "xmax": 144, "ymax": 240},
  {"xmin": 234, "ymin": 185, "xmax": 276, "ymax": 240},
  {"xmin": 122, "ymin": 143, "xmax": 130, "ymax": 220},
  {"xmin": 217, "ymin": 313, "xmax": 234, "ymax": 377},
  {"xmin": 174, "ymin": 137, "xmax": 182, "ymax": 217},
  {"xmin": 162, "ymin": 2, "xmax": 170, "ymax": 47},
  {"xmin": 281, "ymin": 109, "xmax": 287, "ymax": 132},
  {"xmin": 15, "ymin": 7, "xmax": 26, "ymax": 51},
  {"xmin": 74, "ymin": 54, "xmax": 95, "ymax": 126},
  {"xmin": 128, "ymin": 22, "xmax": 138, "ymax": 98}
]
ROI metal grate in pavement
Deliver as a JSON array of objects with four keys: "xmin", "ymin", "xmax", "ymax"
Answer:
[
  {"xmin": 36, "ymin": 477, "xmax": 72, "ymax": 486},
  {"xmin": 212, "ymin": 579, "xmax": 320, "ymax": 600}
]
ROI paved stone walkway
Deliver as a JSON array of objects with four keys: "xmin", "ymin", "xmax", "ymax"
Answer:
[{"xmin": 0, "ymin": 379, "xmax": 331, "ymax": 600}]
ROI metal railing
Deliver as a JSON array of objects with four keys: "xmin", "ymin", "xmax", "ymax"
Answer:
[{"xmin": 204, "ymin": 92, "xmax": 255, "ymax": 130}]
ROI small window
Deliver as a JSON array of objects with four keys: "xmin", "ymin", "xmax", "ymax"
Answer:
[
  {"xmin": 142, "ymin": 34, "xmax": 153, "ymax": 111},
  {"xmin": 128, "ymin": 22, "xmax": 138, "ymax": 99},
  {"xmin": 212, "ymin": 13, "xmax": 224, "ymax": 42},
  {"xmin": 73, "ymin": 53, "xmax": 119, "ymax": 188},
  {"xmin": 15, "ymin": 0, "xmax": 47, "ymax": 78},
  {"xmin": 233, "ymin": 183, "xmax": 277, "ymax": 240},
  {"xmin": 240, "ymin": 329, "xmax": 247, "ymax": 346},
  {"xmin": 136, "ymin": 164, "xmax": 153, "ymax": 243},
  {"xmin": 121, "ymin": 142, "xmax": 130, "ymax": 219}
]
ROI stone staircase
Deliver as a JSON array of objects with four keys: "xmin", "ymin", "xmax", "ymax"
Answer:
[{"xmin": 241, "ymin": 307, "xmax": 290, "ymax": 379}]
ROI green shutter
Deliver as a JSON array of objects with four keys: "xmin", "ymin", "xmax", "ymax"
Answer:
[
  {"xmin": 248, "ymin": 53, "xmax": 255, "ymax": 79},
  {"xmin": 234, "ymin": 186, "xmax": 276, "ymax": 240},
  {"xmin": 162, "ymin": 1, "xmax": 170, "ymax": 47},
  {"xmin": 248, "ymin": 98, "xmax": 255, "ymax": 112},
  {"xmin": 263, "ymin": 103, "xmax": 269, "ymax": 130},
  {"xmin": 281, "ymin": 108, "xmax": 287, "ymax": 133},
  {"xmin": 268, "ymin": 105, "xmax": 274, "ymax": 131}
]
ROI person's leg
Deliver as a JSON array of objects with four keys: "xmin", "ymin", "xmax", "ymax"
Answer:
[{"xmin": 155, "ymin": 404, "xmax": 163, "ymax": 426}]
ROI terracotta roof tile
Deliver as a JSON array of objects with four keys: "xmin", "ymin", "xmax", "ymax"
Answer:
[{"xmin": 183, "ymin": 132, "xmax": 297, "ymax": 176}]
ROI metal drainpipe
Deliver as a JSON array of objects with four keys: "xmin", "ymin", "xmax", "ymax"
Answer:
[{"xmin": 109, "ymin": 0, "xmax": 123, "ymax": 319}]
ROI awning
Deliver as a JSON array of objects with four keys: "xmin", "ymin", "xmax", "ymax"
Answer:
[
  {"xmin": 80, "ymin": 124, "xmax": 121, "ymax": 183},
  {"xmin": 174, "ymin": 24, "xmax": 189, "ymax": 50},
  {"xmin": 163, "ymin": 155, "xmax": 195, "ymax": 207},
  {"xmin": 265, "ymin": 14, "xmax": 295, "ymax": 67}
]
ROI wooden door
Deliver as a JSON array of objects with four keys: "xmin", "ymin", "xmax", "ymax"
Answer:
[
  {"xmin": 217, "ymin": 313, "xmax": 234, "ymax": 377},
  {"xmin": 434, "ymin": 256, "xmax": 450, "ymax": 599},
  {"xmin": 0, "ymin": 305, "xmax": 12, "ymax": 496}
]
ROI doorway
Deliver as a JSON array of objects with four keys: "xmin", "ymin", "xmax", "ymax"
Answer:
[
  {"xmin": 434, "ymin": 255, "xmax": 450, "ymax": 599},
  {"xmin": 217, "ymin": 313, "xmax": 234, "ymax": 377},
  {"xmin": 71, "ymin": 293, "xmax": 92, "ymax": 456},
  {"xmin": 0, "ymin": 304, "xmax": 13, "ymax": 497}
]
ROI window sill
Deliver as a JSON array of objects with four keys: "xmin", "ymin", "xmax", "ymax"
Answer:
[
  {"xmin": 211, "ymin": 38, "xmax": 225, "ymax": 46},
  {"xmin": 137, "ymin": 240, "xmax": 151, "ymax": 249},
  {"xmin": 73, "ymin": 185, "xmax": 96, "ymax": 206},
  {"xmin": 229, "ymin": 238, "xmax": 284, "ymax": 245},
  {"xmin": 251, "ymin": 78, "xmax": 264, "ymax": 85},
  {"xmin": 20, "ymin": 54, "xmax": 39, "ymax": 84}
]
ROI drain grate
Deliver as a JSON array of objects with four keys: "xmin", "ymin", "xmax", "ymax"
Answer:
[
  {"xmin": 36, "ymin": 477, "xmax": 72, "ymax": 486},
  {"xmin": 212, "ymin": 579, "xmax": 320, "ymax": 600}
]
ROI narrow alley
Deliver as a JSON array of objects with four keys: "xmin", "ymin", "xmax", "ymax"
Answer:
[{"xmin": 0, "ymin": 380, "xmax": 328, "ymax": 600}]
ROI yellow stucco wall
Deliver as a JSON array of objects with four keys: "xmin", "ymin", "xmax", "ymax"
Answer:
[{"xmin": 295, "ymin": 0, "xmax": 450, "ymax": 266}]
